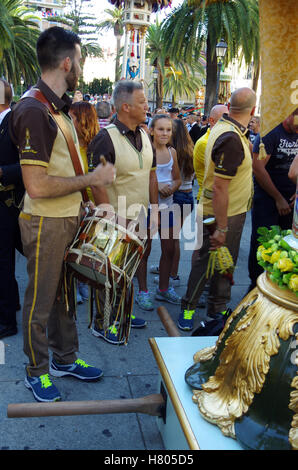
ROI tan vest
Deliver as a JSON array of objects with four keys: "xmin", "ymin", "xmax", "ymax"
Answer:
[
  {"xmin": 23, "ymin": 113, "xmax": 84, "ymax": 217},
  {"xmin": 200, "ymin": 118, "xmax": 253, "ymax": 217},
  {"xmin": 105, "ymin": 124, "xmax": 153, "ymax": 220}
]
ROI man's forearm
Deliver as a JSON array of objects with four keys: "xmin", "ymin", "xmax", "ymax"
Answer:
[{"xmin": 254, "ymin": 166, "xmax": 283, "ymax": 201}]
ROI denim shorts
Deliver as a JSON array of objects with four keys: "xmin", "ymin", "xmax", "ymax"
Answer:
[{"xmin": 173, "ymin": 190, "xmax": 194, "ymax": 215}]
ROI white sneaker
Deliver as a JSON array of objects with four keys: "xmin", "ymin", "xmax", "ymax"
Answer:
[{"xmin": 155, "ymin": 286, "xmax": 181, "ymax": 305}]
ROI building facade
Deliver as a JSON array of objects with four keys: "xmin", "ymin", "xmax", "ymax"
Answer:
[{"xmin": 23, "ymin": 0, "xmax": 65, "ymax": 31}]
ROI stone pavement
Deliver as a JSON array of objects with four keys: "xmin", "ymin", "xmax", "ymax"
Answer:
[{"xmin": 0, "ymin": 182, "xmax": 252, "ymax": 450}]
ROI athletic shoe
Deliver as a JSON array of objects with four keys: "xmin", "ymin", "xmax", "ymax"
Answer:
[
  {"xmin": 78, "ymin": 283, "xmax": 89, "ymax": 301},
  {"xmin": 191, "ymin": 309, "xmax": 232, "ymax": 336},
  {"xmin": 131, "ymin": 314, "xmax": 147, "ymax": 328},
  {"xmin": 135, "ymin": 291, "xmax": 154, "ymax": 311},
  {"xmin": 91, "ymin": 324, "xmax": 125, "ymax": 345},
  {"xmin": 155, "ymin": 286, "xmax": 181, "ymax": 304},
  {"xmin": 177, "ymin": 309, "xmax": 195, "ymax": 331},
  {"xmin": 25, "ymin": 374, "xmax": 61, "ymax": 402},
  {"xmin": 149, "ymin": 265, "xmax": 159, "ymax": 274},
  {"xmin": 50, "ymin": 358, "xmax": 103, "ymax": 381}
]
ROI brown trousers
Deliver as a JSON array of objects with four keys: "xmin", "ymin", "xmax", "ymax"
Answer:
[
  {"xmin": 181, "ymin": 212, "xmax": 246, "ymax": 317},
  {"xmin": 19, "ymin": 213, "xmax": 80, "ymax": 377}
]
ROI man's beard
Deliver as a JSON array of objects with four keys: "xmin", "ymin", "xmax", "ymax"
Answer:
[{"xmin": 66, "ymin": 64, "xmax": 78, "ymax": 92}]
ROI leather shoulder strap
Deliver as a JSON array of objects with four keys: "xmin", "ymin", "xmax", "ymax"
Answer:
[{"xmin": 23, "ymin": 88, "xmax": 89, "ymax": 202}]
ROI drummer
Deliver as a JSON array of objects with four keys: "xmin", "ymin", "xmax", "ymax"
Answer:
[
  {"xmin": 88, "ymin": 80, "xmax": 159, "ymax": 345},
  {"xmin": 9, "ymin": 27, "xmax": 115, "ymax": 403}
]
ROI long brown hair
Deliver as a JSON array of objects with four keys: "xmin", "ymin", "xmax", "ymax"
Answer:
[
  {"xmin": 171, "ymin": 118, "xmax": 194, "ymax": 177},
  {"xmin": 70, "ymin": 101, "xmax": 99, "ymax": 147}
]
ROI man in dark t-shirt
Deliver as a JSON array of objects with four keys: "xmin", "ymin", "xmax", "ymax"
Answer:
[{"xmin": 248, "ymin": 108, "xmax": 298, "ymax": 289}]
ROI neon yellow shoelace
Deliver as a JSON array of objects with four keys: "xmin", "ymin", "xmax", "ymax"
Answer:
[
  {"xmin": 109, "ymin": 325, "xmax": 119, "ymax": 335},
  {"xmin": 40, "ymin": 374, "xmax": 53, "ymax": 389},
  {"xmin": 75, "ymin": 359, "xmax": 90, "ymax": 368},
  {"xmin": 183, "ymin": 309, "xmax": 195, "ymax": 320}
]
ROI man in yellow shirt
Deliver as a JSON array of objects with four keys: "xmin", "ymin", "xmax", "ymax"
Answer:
[
  {"xmin": 178, "ymin": 89, "xmax": 256, "ymax": 332},
  {"xmin": 193, "ymin": 105, "xmax": 228, "ymax": 201}
]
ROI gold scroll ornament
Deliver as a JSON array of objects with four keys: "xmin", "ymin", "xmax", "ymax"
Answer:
[{"xmin": 192, "ymin": 273, "xmax": 298, "ymax": 446}]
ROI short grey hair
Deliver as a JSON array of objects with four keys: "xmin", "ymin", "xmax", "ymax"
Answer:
[{"xmin": 112, "ymin": 80, "xmax": 143, "ymax": 112}]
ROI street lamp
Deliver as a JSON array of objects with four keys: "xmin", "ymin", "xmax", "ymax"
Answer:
[
  {"xmin": 215, "ymin": 39, "xmax": 228, "ymax": 103},
  {"xmin": 152, "ymin": 67, "xmax": 158, "ymax": 112}
]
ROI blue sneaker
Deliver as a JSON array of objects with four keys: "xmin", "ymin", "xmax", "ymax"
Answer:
[
  {"xmin": 177, "ymin": 309, "xmax": 195, "ymax": 331},
  {"xmin": 91, "ymin": 324, "xmax": 125, "ymax": 345},
  {"xmin": 131, "ymin": 314, "xmax": 147, "ymax": 328},
  {"xmin": 25, "ymin": 374, "xmax": 61, "ymax": 402},
  {"xmin": 50, "ymin": 359, "xmax": 103, "ymax": 381}
]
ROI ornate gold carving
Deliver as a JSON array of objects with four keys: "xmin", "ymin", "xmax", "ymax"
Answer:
[
  {"xmin": 192, "ymin": 274, "xmax": 298, "ymax": 442},
  {"xmin": 193, "ymin": 346, "xmax": 215, "ymax": 364}
]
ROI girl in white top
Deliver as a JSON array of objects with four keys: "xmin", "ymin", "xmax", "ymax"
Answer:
[
  {"xmin": 136, "ymin": 114, "xmax": 182, "ymax": 307},
  {"xmin": 170, "ymin": 118, "xmax": 195, "ymax": 283}
]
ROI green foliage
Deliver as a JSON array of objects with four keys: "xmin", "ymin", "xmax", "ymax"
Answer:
[
  {"xmin": 257, "ymin": 226, "xmax": 298, "ymax": 295},
  {"xmin": 87, "ymin": 78, "xmax": 113, "ymax": 96},
  {"xmin": 0, "ymin": 0, "xmax": 40, "ymax": 87},
  {"xmin": 162, "ymin": 0, "xmax": 260, "ymax": 112}
]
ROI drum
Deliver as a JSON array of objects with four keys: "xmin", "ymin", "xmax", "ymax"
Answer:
[{"xmin": 65, "ymin": 208, "xmax": 146, "ymax": 288}]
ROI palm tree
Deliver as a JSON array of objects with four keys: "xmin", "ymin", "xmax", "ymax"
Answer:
[
  {"xmin": 146, "ymin": 21, "xmax": 205, "ymax": 108},
  {"xmin": 98, "ymin": 7, "xmax": 124, "ymax": 82},
  {"xmin": 163, "ymin": 63, "xmax": 204, "ymax": 106},
  {"xmin": 0, "ymin": 0, "xmax": 40, "ymax": 87},
  {"xmin": 162, "ymin": 0, "xmax": 260, "ymax": 114}
]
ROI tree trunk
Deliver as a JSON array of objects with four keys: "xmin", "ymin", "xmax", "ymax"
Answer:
[
  {"xmin": 156, "ymin": 64, "xmax": 164, "ymax": 109},
  {"xmin": 115, "ymin": 36, "xmax": 121, "ymax": 82},
  {"xmin": 204, "ymin": 34, "xmax": 218, "ymax": 116},
  {"xmin": 252, "ymin": 59, "xmax": 260, "ymax": 93}
]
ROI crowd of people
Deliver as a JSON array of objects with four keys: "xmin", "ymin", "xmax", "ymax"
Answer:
[{"xmin": 0, "ymin": 26, "xmax": 297, "ymax": 403}]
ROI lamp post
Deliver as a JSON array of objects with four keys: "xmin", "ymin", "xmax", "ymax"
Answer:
[
  {"xmin": 152, "ymin": 67, "xmax": 158, "ymax": 112},
  {"xmin": 215, "ymin": 39, "xmax": 228, "ymax": 103}
]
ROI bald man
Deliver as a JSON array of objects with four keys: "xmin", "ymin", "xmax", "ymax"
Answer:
[{"xmin": 178, "ymin": 88, "xmax": 256, "ymax": 333}]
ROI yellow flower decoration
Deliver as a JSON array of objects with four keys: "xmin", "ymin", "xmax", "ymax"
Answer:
[
  {"xmin": 289, "ymin": 275, "xmax": 298, "ymax": 292},
  {"xmin": 277, "ymin": 258, "xmax": 294, "ymax": 272},
  {"xmin": 261, "ymin": 248, "xmax": 273, "ymax": 263},
  {"xmin": 270, "ymin": 250, "xmax": 282, "ymax": 264}
]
